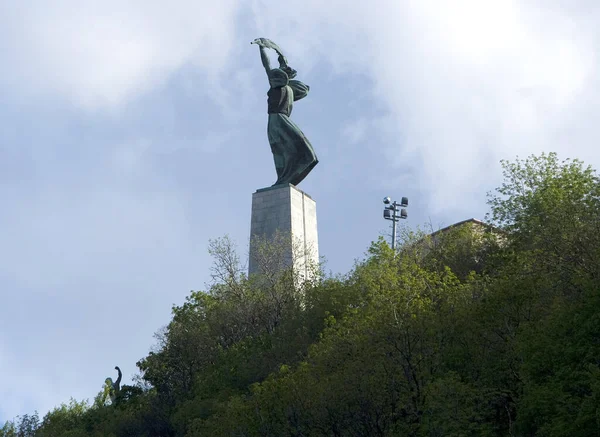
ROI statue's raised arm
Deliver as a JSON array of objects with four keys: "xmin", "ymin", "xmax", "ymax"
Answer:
[
  {"xmin": 251, "ymin": 38, "xmax": 298, "ymax": 80},
  {"xmin": 114, "ymin": 366, "xmax": 122, "ymax": 390},
  {"xmin": 258, "ymin": 45, "xmax": 271, "ymax": 76},
  {"xmin": 251, "ymin": 38, "xmax": 274, "ymax": 77}
]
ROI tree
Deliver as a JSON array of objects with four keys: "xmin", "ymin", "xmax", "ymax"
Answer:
[
  {"xmin": 486, "ymin": 152, "xmax": 600, "ymax": 435},
  {"xmin": 487, "ymin": 152, "xmax": 600, "ymax": 284},
  {"xmin": 37, "ymin": 399, "xmax": 88, "ymax": 437},
  {"xmin": 11, "ymin": 152, "xmax": 600, "ymax": 437},
  {"xmin": 0, "ymin": 413, "xmax": 40, "ymax": 437}
]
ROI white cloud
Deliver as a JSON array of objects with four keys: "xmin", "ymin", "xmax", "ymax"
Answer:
[
  {"xmin": 248, "ymin": 0, "xmax": 600, "ymax": 215},
  {"xmin": 3, "ymin": 1, "xmax": 599, "ymax": 211},
  {"xmin": 341, "ymin": 118, "xmax": 368, "ymax": 145},
  {"xmin": 0, "ymin": 0, "xmax": 238, "ymax": 110},
  {"xmin": 3, "ymin": 0, "xmax": 600, "ymax": 424}
]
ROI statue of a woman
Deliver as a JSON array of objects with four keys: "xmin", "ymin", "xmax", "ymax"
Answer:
[
  {"xmin": 252, "ymin": 38, "xmax": 318, "ymax": 187},
  {"xmin": 104, "ymin": 366, "xmax": 122, "ymax": 405}
]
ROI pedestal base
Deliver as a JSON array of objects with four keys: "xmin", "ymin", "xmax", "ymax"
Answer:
[{"xmin": 248, "ymin": 184, "xmax": 319, "ymax": 281}]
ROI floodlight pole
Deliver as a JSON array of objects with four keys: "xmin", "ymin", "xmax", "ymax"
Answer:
[
  {"xmin": 383, "ymin": 197, "xmax": 408, "ymax": 250},
  {"xmin": 392, "ymin": 205, "xmax": 398, "ymax": 250}
]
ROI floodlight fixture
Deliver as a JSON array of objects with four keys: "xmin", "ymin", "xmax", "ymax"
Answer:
[{"xmin": 382, "ymin": 195, "xmax": 409, "ymax": 250}]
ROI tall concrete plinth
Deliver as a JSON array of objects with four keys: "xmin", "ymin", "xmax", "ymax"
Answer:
[{"xmin": 249, "ymin": 184, "xmax": 319, "ymax": 280}]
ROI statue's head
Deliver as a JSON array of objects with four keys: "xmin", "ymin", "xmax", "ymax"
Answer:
[
  {"xmin": 268, "ymin": 68, "xmax": 289, "ymax": 88},
  {"xmin": 105, "ymin": 377, "xmax": 113, "ymax": 386}
]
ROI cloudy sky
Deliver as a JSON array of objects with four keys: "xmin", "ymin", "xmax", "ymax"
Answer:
[{"xmin": 2, "ymin": 0, "xmax": 600, "ymax": 423}]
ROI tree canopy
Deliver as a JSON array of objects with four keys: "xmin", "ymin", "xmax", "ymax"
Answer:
[{"xmin": 3, "ymin": 152, "xmax": 599, "ymax": 437}]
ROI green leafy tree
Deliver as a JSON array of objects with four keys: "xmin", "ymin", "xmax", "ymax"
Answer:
[
  {"xmin": 0, "ymin": 413, "xmax": 40, "ymax": 437},
  {"xmin": 11, "ymin": 152, "xmax": 600, "ymax": 437},
  {"xmin": 486, "ymin": 152, "xmax": 600, "ymax": 435},
  {"xmin": 38, "ymin": 399, "xmax": 88, "ymax": 437}
]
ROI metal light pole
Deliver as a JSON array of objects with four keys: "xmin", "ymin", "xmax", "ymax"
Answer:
[{"xmin": 383, "ymin": 196, "xmax": 408, "ymax": 250}]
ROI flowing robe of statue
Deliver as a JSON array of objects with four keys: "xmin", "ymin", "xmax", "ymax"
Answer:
[{"xmin": 252, "ymin": 38, "xmax": 318, "ymax": 186}]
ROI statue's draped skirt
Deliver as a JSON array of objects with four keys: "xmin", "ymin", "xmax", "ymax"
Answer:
[
  {"xmin": 266, "ymin": 78, "xmax": 318, "ymax": 187},
  {"xmin": 267, "ymin": 113, "xmax": 318, "ymax": 186}
]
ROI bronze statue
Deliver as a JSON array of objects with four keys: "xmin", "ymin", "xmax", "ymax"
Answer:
[
  {"xmin": 251, "ymin": 38, "xmax": 318, "ymax": 186},
  {"xmin": 104, "ymin": 366, "xmax": 122, "ymax": 405}
]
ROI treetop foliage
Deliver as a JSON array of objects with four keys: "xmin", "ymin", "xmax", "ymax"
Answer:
[{"xmin": 3, "ymin": 152, "xmax": 599, "ymax": 437}]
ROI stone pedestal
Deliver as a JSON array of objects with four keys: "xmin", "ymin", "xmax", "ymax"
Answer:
[{"xmin": 248, "ymin": 184, "xmax": 319, "ymax": 281}]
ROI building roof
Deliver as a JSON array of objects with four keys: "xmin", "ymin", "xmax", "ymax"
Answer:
[{"xmin": 428, "ymin": 218, "xmax": 490, "ymax": 238}]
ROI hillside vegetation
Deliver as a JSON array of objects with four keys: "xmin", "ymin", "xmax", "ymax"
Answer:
[{"xmin": 3, "ymin": 153, "xmax": 600, "ymax": 437}]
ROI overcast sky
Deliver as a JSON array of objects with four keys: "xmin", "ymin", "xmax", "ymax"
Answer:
[{"xmin": 2, "ymin": 0, "xmax": 600, "ymax": 423}]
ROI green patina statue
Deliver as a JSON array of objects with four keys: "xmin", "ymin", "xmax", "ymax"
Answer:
[
  {"xmin": 251, "ymin": 38, "xmax": 318, "ymax": 187},
  {"xmin": 104, "ymin": 366, "xmax": 122, "ymax": 405}
]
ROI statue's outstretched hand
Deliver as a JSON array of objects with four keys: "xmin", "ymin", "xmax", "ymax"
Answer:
[{"xmin": 251, "ymin": 38, "xmax": 268, "ymax": 47}]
